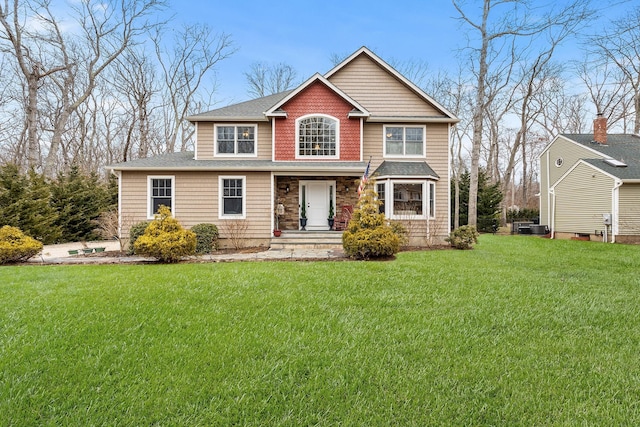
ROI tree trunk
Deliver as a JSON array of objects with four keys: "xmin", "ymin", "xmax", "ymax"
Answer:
[{"xmin": 26, "ymin": 73, "xmax": 39, "ymax": 170}]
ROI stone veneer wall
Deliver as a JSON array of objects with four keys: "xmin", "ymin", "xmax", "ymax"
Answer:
[{"xmin": 274, "ymin": 176, "xmax": 360, "ymax": 230}]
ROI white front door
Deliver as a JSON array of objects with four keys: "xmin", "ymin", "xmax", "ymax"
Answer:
[{"xmin": 301, "ymin": 180, "xmax": 335, "ymax": 230}]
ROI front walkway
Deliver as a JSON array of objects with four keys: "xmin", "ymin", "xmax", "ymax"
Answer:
[{"xmin": 27, "ymin": 241, "xmax": 346, "ymax": 264}]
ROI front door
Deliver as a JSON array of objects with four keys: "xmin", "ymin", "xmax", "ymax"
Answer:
[{"xmin": 300, "ymin": 180, "xmax": 335, "ymax": 230}]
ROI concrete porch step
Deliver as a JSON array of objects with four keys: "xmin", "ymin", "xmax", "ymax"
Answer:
[{"xmin": 270, "ymin": 231, "xmax": 343, "ymax": 249}]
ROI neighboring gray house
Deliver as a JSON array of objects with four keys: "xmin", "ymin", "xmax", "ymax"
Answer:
[{"xmin": 539, "ymin": 114, "xmax": 640, "ymax": 243}]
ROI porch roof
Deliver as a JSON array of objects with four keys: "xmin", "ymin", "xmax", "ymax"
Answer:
[
  {"xmin": 107, "ymin": 151, "xmax": 367, "ymax": 173},
  {"xmin": 373, "ymin": 160, "xmax": 440, "ymax": 180}
]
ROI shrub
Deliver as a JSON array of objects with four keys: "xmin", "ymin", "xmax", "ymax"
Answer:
[
  {"xmin": 0, "ymin": 225, "xmax": 43, "ymax": 264},
  {"xmin": 191, "ymin": 223, "xmax": 219, "ymax": 254},
  {"xmin": 343, "ymin": 226, "xmax": 400, "ymax": 260},
  {"xmin": 389, "ymin": 220, "xmax": 409, "ymax": 247},
  {"xmin": 133, "ymin": 206, "xmax": 196, "ymax": 263},
  {"xmin": 342, "ymin": 180, "xmax": 400, "ymax": 260},
  {"xmin": 446, "ymin": 225, "xmax": 479, "ymax": 250},
  {"xmin": 128, "ymin": 221, "xmax": 150, "ymax": 255}
]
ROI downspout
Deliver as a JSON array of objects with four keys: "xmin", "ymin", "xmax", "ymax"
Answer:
[
  {"xmin": 549, "ymin": 187, "xmax": 556, "ymax": 239},
  {"xmin": 545, "ymin": 151, "xmax": 551, "ymax": 227},
  {"xmin": 611, "ymin": 180, "xmax": 622, "ymax": 243}
]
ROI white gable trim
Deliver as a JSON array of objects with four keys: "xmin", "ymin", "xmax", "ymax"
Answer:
[
  {"xmin": 550, "ymin": 159, "xmax": 622, "ymax": 192},
  {"xmin": 539, "ymin": 134, "xmax": 610, "ymax": 160},
  {"xmin": 324, "ymin": 46, "xmax": 459, "ymax": 121},
  {"xmin": 264, "ymin": 73, "xmax": 370, "ymax": 118}
]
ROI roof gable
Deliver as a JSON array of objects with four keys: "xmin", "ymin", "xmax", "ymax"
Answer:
[
  {"xmin": 325, "ymin": 47, "xmax": 458, "ymax": 121},
  {"xmin": 543, "ymin": 133, "xmax": 640, "ymax": 181},
  {"xmin": 264, "ymin": 73, "xmax": 369, "ymax": 118}
]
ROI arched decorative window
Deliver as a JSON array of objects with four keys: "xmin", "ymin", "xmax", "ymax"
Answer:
[{"xmin": 296, "ymin": 115, "xmax": 339, "ymax": 158}]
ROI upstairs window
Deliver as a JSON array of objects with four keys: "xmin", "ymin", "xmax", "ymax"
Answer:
[
  {"xmin": 215, "ymin": 125, "xmax": 256, "ymax": 156},
  {"xmin": 384, "ymin": 126, "xmax": 425, "ymax": 157},
  {"xmin": 297, "ymin": 115, "xmax": 339, "ymax": 158}
]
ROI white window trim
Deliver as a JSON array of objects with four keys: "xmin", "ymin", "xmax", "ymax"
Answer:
[
  {"xmin": 389, "ymin": 179, "xmax": 429, "ymax": 220},
  {"xmin": 295, "ymin": 114, "xmax": 340, "ymax": 159},
  {"xmin": 428, "ymin": 182, "xmax": 436, "ymax": 218},
  {"xmin": 383, "ymin": 125, "xmax": 426, "ymax": 158},
  {"xmin": 218, "ymin": 175, "xmax": 246, "ymax": 219},
  {"xmin": 214, "ymin": 124, "xmax": 258, "ymax": 157},
  {"xmin": 376, "ymin": 181, "xmax": 387, "ymax": 216},
  {"xmin": 147, "ymin": 175, "xmax": 175, "ymax": 219}
]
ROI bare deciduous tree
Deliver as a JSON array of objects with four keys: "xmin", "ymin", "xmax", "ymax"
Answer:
[
  {"xmin": 589, "ymin": 6, "xmax": 640, "ymax": 133},
  {"xmin": 245, "ymin": 62, "xmax": 297, "ymax": 98},
  {"xmin": 0, "ymin": 0, "xmax": 68, "ymax": 170},
  {"xmin": 452, "ymin": 0, "xmax": 594, "ymax": 227},
  {"xmin": 153, "ymin": 23, "xmax": 234, "ymax": 152}
]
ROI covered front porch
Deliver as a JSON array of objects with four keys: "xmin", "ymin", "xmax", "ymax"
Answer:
[{"xmin": 274, "ymin": 175, "xmax": 360, "ymax": 232}]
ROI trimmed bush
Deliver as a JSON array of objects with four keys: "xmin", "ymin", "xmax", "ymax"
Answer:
[
  {"xmin": 343, "ymin": 226, "xmax": 400, "ymax": 260},
  {"xmin": 128, "ymin": 221, "xmax": 150, "ymax": 255},
  {"xmin": 133, "ymin": 206, "xmax": 196, "ymax": 263},
  {"xmin": 0, "ymin": 225, "xmax": 43, "ymax": 264},
  {"xmin": 342, "ymin": 180, "xmax": 400, "ymax": 260},
  {"xmin": 446, "ymin": 225, "xmax": 480, "ymax": 250},
  {"xmin": 191, "ymin": 223, "xmax": 219, "ymax": 254}
]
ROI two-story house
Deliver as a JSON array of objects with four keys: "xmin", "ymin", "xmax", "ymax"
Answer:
[{"xmin": 108, "ymin": 47, "xmax": 459, "ymax": 248}]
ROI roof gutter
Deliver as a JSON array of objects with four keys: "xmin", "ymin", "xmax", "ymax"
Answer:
[{"xmin": 366, "ymin": 116, "xmax": 460, "ymax": 124}]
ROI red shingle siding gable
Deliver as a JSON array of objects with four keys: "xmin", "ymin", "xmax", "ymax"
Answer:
[{"xmin": 274, "ymin": 81, "xmax": 361, "ymax": 161}]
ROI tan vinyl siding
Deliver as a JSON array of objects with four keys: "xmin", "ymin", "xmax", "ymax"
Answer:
[
  {"xmin": 553, "ymin": 163, "xmax": 614, "ymax": 234},
  {"xmin": 119, "ymin": 171, "xmax": 272, "ymax": 239},
  {"xmin": 196, "ymin": 122, "xmax": 214, "ymax": 159},
  {"xmin": 362, "ymin": 122, "xmax": 450, "ymax": 240},
  {"xmin": 618, "ymin": 184, "xmax": 640, "ymax": 236},
  {"xmin": 195, "ymin": 122, "xmax": 272, "ymax": 160},
  {"xmin": 256, "ymin": 122, "xmax": 272, "ymax": 160},
  {"xmin": 328, "ymin": 54, "xmax": 440, "ymax": 117}
]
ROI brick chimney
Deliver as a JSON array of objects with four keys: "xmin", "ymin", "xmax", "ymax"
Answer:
[{"xmin": 594, "ymin": 112, "xmax": 608, "ymax": 144}]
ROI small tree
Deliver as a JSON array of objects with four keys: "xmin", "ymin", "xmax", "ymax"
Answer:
[
  {"xmin": 133, "ymin": 206, "xmax": 196, "ymax": 263},
  {"xmin": 342, "ymin": 180, "xmax": 400, "ymax": 260}
]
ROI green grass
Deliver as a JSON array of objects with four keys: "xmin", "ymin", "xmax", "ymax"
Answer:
[{"xmin": 2, "ymin": 235, "xmax": 640, "ymax": 425}]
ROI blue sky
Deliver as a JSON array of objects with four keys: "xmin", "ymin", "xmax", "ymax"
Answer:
[{"xmin": 174, "ymin": 0, "xmax": 634, "ymax": 106}]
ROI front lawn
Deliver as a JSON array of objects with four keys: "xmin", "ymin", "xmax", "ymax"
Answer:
[{"xmin": 1, "ymin": 235, "xmax": 640, "ymax": 425}]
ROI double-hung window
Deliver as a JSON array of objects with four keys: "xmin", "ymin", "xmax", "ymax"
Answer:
[
  {"xmin": 148, "ymin": 176, "xmax": 174, "ymax": 218},
  {"xmin": 215, "ymin": 125, "xmax": 256, "ymax": 156},
  {"xmin": 297, "ymin": 115, "xmax": 339, "ymax": 158},
  {"xmin": 384, "ymin": 126, "xmax": 425, "ymax": 157},
  {"xmin": 219, "ymin": 176, "xmax": 245, "ymax": 218}
]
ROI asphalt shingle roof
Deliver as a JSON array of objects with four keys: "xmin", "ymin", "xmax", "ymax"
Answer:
[
  {"xmin": 373, "ymin": 160, "xmax": 440, "ymax": 179},
  {"xmin": 562, "ymin": 133, "xmax": 640, "ymax": 180},
  {"xmin": 107, "ymin": 151, "xmax": 366, "ymax": 172},
  {"xmin": 186, "ymin": 91, "xmax": 293, "ymax": 121}
]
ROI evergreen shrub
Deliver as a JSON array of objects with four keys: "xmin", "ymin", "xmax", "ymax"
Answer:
[
  {"xmin": 191, "ymin": 223, "xmax": 219, "ymax": 254},
  {"xmin": 446, "ymin": 225, "xmax": 479, "ymax": 250},
  {"xmin": 342, "ymin": 180, "xmax": 400, "ymax": 260},
  {"xmin": 133, "ymin": 206, "xmax": 196, "ymax": 263},
  {"xmin": 0, "ymin": 225, "xmax": 43, "ymax": 264},
  {"xmin": 128, "ymin": 221, "xmax": 150, "ymax": 255}
]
